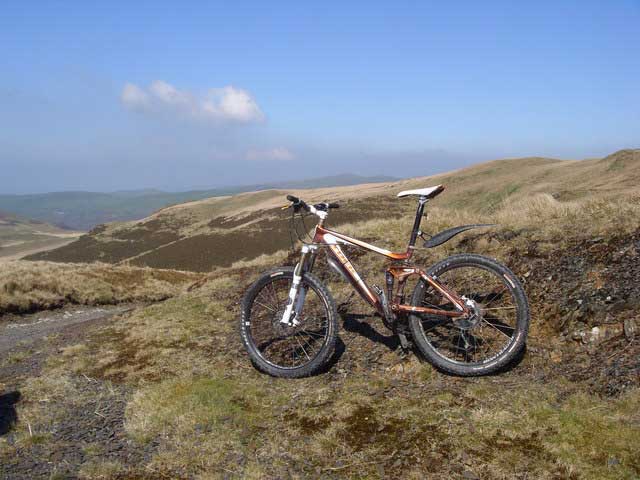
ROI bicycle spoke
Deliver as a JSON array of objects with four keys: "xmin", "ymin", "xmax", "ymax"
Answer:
[
  {"xmin": 481, "ymin": 318, "xmax": 512, "ymax": 339},
  {"xmin": 293, "ymin": 334, "xmax": 311, "ymax": 360},
  {"xmin": 256, "ymin": 288, "xmax": 279, "ymax": 312},
  {"xmin": 254, "ymin": 300, "xmax": 277, "ymax": 313},
  {"xmin": 483, "ymin": 286, "xmax": 508, "ymax": 309},
  {"xmin": 270, "ymin": 282, "xmax": 280, "ymax": 306},
  {"xmin": 300, "ymin": 328, "xmax": 325, "ymax": 338}
]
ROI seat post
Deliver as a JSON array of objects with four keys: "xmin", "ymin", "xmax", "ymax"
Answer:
[{"xmin": 408, "ymin": 196, "xmax": 427, "ymax": 248}]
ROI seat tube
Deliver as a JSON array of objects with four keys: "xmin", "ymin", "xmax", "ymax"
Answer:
[{"xmin": 408, "ymin": 196, "xmax": 427, "ymax": 248}]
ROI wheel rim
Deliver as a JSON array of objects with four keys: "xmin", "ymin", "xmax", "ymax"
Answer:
[
  {"xmin": 248, "ymin": 276, "xmax": 330, "ymax": 369},
  {"xmin": 417, "ymin": 263, "xmax": 519, "ymax": 365}
]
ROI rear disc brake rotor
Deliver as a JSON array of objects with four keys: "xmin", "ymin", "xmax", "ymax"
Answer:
[{"xmin": 454, "ymin": 297, "xmax": 483, "ymax": 330}]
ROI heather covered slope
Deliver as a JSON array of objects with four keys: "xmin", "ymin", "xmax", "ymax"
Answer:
[{"xmin": 28, "ymin": 149, "xmax": 640, "ymax": 271}]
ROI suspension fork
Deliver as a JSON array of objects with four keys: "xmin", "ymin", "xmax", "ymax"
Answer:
[{"xmin": 280, "ymin": 245, "xmax": 316, "ymax": 325}]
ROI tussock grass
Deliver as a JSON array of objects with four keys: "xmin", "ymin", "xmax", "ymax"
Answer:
[
  {"xmin": 119, "ymin": 372, "xmax": 640, "ymax": 478},
  {"xmin": 0, "ymin": 261, "xmax": 201, "ymax": 315},
  {"xmin": 466, "ymin": 386, "xmax": 640, "ymax": 479},
  {"xmin": 494, "ymin": 193, "xmax": 640, "ymax": 236},
  {"xmin": 1, "ymin": 375, "xmax": 82, "ymax": 451},
  {"xmin": 331, "ymin": 193, "xmax": 640, "ymax": 273},
  {"xmin": 339, "ymin": 193, "xmax": 640, "ymax": 244}
]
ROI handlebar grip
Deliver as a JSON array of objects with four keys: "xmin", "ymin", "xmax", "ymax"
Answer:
[
  {"xmin": 328, "ymin": 203, "xmax": 340, "ymax": 209},
  {"xmin": 286, "ymin": 194, "xmax": 299, "ymax": 203}
]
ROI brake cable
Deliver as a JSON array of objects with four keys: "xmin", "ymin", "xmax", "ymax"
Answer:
[
  {"xmin": 287, "ymin": 208, "xmax": 314, "ymax": 253},
  {"xmin": 288, "ymin": 208, "xmax": 296, "ymax": 253}
]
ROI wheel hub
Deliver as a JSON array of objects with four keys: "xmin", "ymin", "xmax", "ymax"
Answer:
[
  {"xmin": 454, "ymin": 297, "xmax": 483, "ymax": 330},
  {"xmin": 272, "ymin": 309, "xmax": 297, "ymax": 336}
]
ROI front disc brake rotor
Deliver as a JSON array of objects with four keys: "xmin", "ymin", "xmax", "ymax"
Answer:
[{"xmin": 272, "ymin": 309, "xmax": 297, "ymax": 336}]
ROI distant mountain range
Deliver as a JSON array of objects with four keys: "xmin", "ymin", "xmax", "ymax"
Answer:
[{"xmin": 0, "ymin": 174, "xmax": 397, "ymax": 231}]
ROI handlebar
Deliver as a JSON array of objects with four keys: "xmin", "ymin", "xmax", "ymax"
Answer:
[{"xmin": 284, "ymin": 195, "xmax": 339, "ymax": 214}]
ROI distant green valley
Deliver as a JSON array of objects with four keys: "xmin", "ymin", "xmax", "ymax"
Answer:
[{"xmin": 0, "ymin": 174, "xmax": 396, "ymax": 231}]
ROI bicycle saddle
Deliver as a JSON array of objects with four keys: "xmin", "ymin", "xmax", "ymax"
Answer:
[{"xmin": 396, "ymin": 185, "xmax": 444, "ymax": 199}]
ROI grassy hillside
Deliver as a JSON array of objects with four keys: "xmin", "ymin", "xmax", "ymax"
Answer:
[
  {"xmin": 29, "ymin": 149, "xmax": 640, "ymax": 271},
  {"xmin": 3, "ymin": 161, "xmax": 639, "ymax": 478},
  {"xmin": 0, "ymin": 174, "xmax": 396, "ymax": 231},
  {"xmin": 0, "ymin": 211, "xmax": 81, "ymax": 263}
]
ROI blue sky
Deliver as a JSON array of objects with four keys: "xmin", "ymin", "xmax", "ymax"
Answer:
[{"xmin": 1, "ymin": 1, "xmax": 639, "ymax": 193}]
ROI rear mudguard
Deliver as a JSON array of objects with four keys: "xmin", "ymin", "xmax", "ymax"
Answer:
[{"xmin": 423, "ymin": 224, "xmax": 495, "ymax": 248}]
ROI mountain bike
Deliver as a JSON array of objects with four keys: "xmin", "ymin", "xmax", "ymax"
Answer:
[{"xmin": 240, "ymin": 185, "xmax": 529, "ymax": 378}]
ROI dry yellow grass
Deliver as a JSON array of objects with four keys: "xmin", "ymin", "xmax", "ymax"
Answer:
[
  {"xmin": 0, "ymin": 261, "xmax": 201, "ymax": 315},
  {"xmin": 335, "ymin": 192, "xmax": 640, "ymax": 259}
]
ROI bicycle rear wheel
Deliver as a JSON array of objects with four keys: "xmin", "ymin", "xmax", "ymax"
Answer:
[
  {"xmin": 408, "ymin": 254, "xmax": 529, "ymax": 376},
  {"xmin": 240, "ymin": 267, "xmax": 338, "ymax": 378}
]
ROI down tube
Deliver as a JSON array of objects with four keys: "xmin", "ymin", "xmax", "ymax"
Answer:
[{"xmin": 326, "ymin": 245, "xmax": 383, "ymax": 312}]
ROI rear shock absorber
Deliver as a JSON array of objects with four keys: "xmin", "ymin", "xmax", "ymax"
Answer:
[{"xmin": 385, "ymin": 271, "xmax": 394, "ymax": 306}]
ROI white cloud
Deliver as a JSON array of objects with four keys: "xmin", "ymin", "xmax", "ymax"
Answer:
[
  {"xmin": 121, "ymin": 81, "xmax": 264, "ymax": 124},
  {"xmin": 121, "ymin": 83, "xmax": 150, "ymax": 110},
  {"xmin": 209, "ymin": 86, "xmax": 264, "ymax": 123},
  {"xmin": 246, "ymin": 147, "xmax": 295, "ymax": 161}
]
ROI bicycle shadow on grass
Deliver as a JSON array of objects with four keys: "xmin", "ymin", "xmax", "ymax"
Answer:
[
  {"xmin": 341, "ymin": 313, "xmax": 399, "ymax": 351},
  {"xmin": 332, "ymin": 312, "xmax": 527, "ymax": 377},
  {"xmin": 316, "ymin": 313, "xmax": 399, "ymax": 374},
  {"xmin": 324, "ymin": 312, "xmax": 527, "ymax": 377},
  {"xmin": 0, "ymin": 391, "xmax": 21, "ymax": 435}
]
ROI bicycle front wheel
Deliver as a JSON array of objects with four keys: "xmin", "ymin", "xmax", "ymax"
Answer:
[
  {"xmin": 240, "ymin": 267, "xmax": 338, "ymax": 378},
  {"xmin": 408, "ymin": 254, "xmax": 529, "ymax": 376}
]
